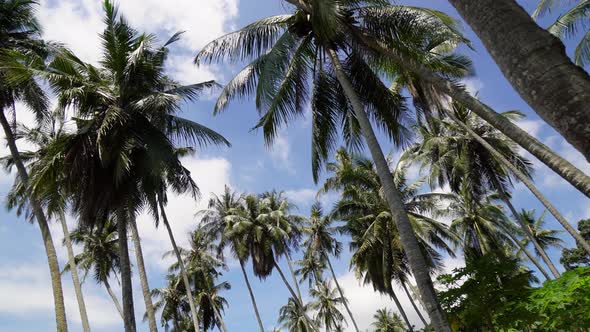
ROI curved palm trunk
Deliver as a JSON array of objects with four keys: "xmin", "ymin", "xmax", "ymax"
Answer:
[
  {"xmin": 283, "ymin": 246, "xmax": 304, "ymax": 303},
  {"xmin": 116, "ymin": 211, "xmax": 137, "ymax": 332},
  {"xmin": 324, "ymin": 253, "xmax": 361, "ymax": 332},
  {"xmin": 129, "ymin": 218, "xmax": 158, "ymax": 332},
  {"xmin": 448, "ymin": 0, "xmax": 590, "ymax": 161},
  {"xmin": 326, "ymin": 48, "xmax": 451, "ymax": 332},
  {"xmin": 389, "ymin": 282, "xmax": 413, "ymax": 332},
  {"xmin": 491, "ymin": 176, "xmax": 561, "ymax": 278},
  {"xmin": 273, "ymin": 262, "xmax": 318, "ymax": 331},
  {"xmin": 59, "ymin": 214, "xmax": 91, "ymax": 332},
  {"xmin": 208, "ymin": 294, "xmax": 228, "ymax": 332},
  {"xmin": 158, "ymin": 199, "xmax": 200, "ymax": 332},
  {"xmin": 355, "ymin": 31, "xmax": 590, "ymax": 200},
  {"xmin": 0, "ymin": 111, "xmax": 69, "ymax": 332},
  {"xmin": 447, "ymin": 111, "xmax": 590, "ymax": 255},
  {"xmin": 401, "ymin": 281, "xmax": 427, "ymax": 327},
  {"xmin": 239, "ymin": 260, "xmax": 265, "ymax": 332},
  {"xmin": 104, "ymin": 278, "xmax": 124, "ymax": 320},
  {"xmin": 499, "ymin": 222, "xmax": 552, "ymax": 281}
]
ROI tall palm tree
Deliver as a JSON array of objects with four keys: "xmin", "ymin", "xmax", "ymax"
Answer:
[
  {"xmin": 2, "ymin": 117, "xmax": 91, "ymax": 331},
  {"xmin": 372, "ymin": 308, "xmax": 405, "ymax": 332},
  {"xmin": 295, "ymin": 250, "xmax": 326, "ymax": 288},
  {"xmin": 195, "ymin": 2, "xmax": 462, "ymax": 329},
  {"xmin": 0, "ymin": 1, "xmax": 67, "ymax": 330},
  {"xmin": 520, "ymin": 209, "xmax": 564, "ymax": 270},
  {"xmin": 8, "ymin": 2, "xmax": 229, "ymax": 331},
  {"xmin": 323, "ymin": 149, "xmax": 457, "ymax": 330},
  {"xmin": 278, "ymin": 297, "xmax": 314, "ymax": 332},
  {"xmin": 68, "ymin": 219, "xmax": 123, "ymax": 318},
  {"xmin": 409, "ymin": 105, "xmax": 567, "ymax": 277},
  {"xmin": 533, "ymin": 0, "xmax": 590, "ymax": 67},
  {"xmin": 150, "ymin": 275, "xmax": 190, "ymax": 332},
  {"xmin": 309, "ymin": 281, "xmax": 346, "ymax": 332},
  {"xmin": 200, "ymin": 187, "xmax": 266, "ymax": 332},
  {"xmin": 302, "ymin": 202, "xmax": 360, "ymax": 332},
  {"xmin": 446, "ymin": 0, "xmax": 590, "ymax": 162}
]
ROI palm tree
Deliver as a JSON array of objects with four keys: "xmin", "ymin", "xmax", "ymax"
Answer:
[
  {"xmin": 200, "ymin": 187, "xmax": 266, "ymax": 332},
  {"xmin": 447, "ymin": 0, "xmax": 590, "ymax": 162},
  {"xmin": 9, "ymin": 2, "xmax": 229, "ymax": 331},
  {"xmin": 533, "ymin": 0, "xmax": 590, "ymax": 66},
  {"xmin": 372, "ymin": 308, "xmax": 405, "ymax": 332},
  {"xmin": 409, "ymin": 105, "xmax": 566, "ymax": 277},
  {"xmin": 302, "ymin": 202, "xmax": 360, "ymax": 332},
  {"xmin": 520, "ymin": 209, "xmax": 564, "ymax": 271},
  {"xmin": 309, "ymin": 281, "xmax": 346, "ymax": 332},
  {"xmin": 323, "ymin": 149, "xmax": 457, "ymax": 330},
  {"xmin": 278, "ymin": 297, "xmax": 314, "ymax": 332},
  {"xmin": 68, "ymin": 219, "xmax": 123, "ymax": 318},
  {"xmin": 295, "ymin": 250, "xmax": 326, "ymax": 287},
  {"xmin": 0, "ymin": 1, "xmax": 67, "ymax": 330},
  {"xmin": 195, "ymin": 2, "xmax": 460, "ymax": 329},
  {"xmin": 2, "ymin": 117, "xmax": 91, "ymax": 331},
  {"xmin": 150, "ymin": 275, "xmax": 190, "ymax": 332}
]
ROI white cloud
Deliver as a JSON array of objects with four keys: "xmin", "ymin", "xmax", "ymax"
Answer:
[
  {"xmin": 462, "ymin": 78, "xmax": 484, "ymax": 96},
  {"xmin": 285, "ymin": 188, "xmax": 317, "ymax": 206},
  {"xmin": 269, "ymin": 132, "xmax": 295, "ymax": 174},
  {"xmin": 517, "ymin": 120, "xmax": 544, "ymax": 139}
]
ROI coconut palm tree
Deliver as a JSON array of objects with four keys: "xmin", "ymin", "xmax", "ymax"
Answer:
[
  {"xmin": 150, "ymin": 275, "xmax": 190, "ymax": 332},
  {"xmin": 2, "ymin": 117, "xmax": 91, "ymax": 331},
  {"xmin": 309, "ymin": 281, "xmax": 346, "ymax": 332},
  {"xmin": 372, "ymin": 308, "xmax": 405, "ymax": 332},
  {"xmin": 446, "ymin": 0, "xmax": 590, "ymax": 165},
  {"xmin": 200, "ymin": 187, "xmax": 266, "ymax": 332},
  {"xmin": 278, "ymin": 297, "xmax": 314, "ymax": 332},
  {"xmin": 323, "ymin": 149, "xmax": 457, "ymax": 329},
  {"xmin": 0, "ymin": 1, "xmax": 67, "ymax": 329},
  {"xmin": 520, "ymin": 209, "xmax": 564, "ymax": 269},
  {"xmin": 8, "ymin": 2, "xmax": 229, "ymax": 330},
  {"xmin": 409, "ymin": 105, "xmax": 565, "ymax": 278},
  {"xmin": 302, "ymin": 203, "xmax": 359, "ymax": 331},
  {"xmin": 195, "ymin": 2, "xmax": 463, "ymax": 329},
  {"xmin": 68, "ymin": 219, "xmax": 123, "ymax": 318},
  {"xmin": 295, "ymin": 250, "xmax": 326, "ymax": 288},
  {"xmin": 533, "ymin": 0, "xmax": 590, "ymax": 66}
]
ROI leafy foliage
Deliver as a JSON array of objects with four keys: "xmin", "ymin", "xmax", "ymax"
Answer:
[{"xmin": 560, "ymin": 219, "xmax": 590, "ymax": 270}]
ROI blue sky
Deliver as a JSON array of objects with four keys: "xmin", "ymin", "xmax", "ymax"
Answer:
[{"xmin": 0, "ymin": 0, "xmax": 589, "ymax": 331}]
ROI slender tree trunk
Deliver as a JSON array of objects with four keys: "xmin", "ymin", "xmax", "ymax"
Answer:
[
  {"xmin": 401, "ymin": 281, "xmax": 428, "ymax": 327},
  {"xmin": 159, "ymin": 199, "xmax": 200, "ymax": 332},
  {"xmin": 104, "ymin": 278, "xmax": 124, "ymax": 320},
  {"xmin": 447, "ymin": 111, "xmax": 590, "ymax": 255},
  {"xmin": 209, "ymin": 294, "xmax": 228, "ymax": 332},
  {"xmin": 492, "ymin": 177, "xmax": 561, "ymax": 278},
  {"xmin": 283, "ymin": 244, "xmax": 304, "ymax": 303},
  {"xmin": 500, "ymin": 222, "xmax": 552, "ymax": 281},
  {"xmin": 324, "ymin": 253, "xmax": 360, "ymax": 332},
  {"xmin": 239, "ymin": 260, "xmax": 265, "ymax": 332},
  {"xmin": 59, "ymin": 214, "xmax": 91, "ymax": 332},
  {"xmin": 354, "ymin": 31, "xmax": 590, "ymax": 200},
  {"xmin": 389, "ymin": 281, "xmax": 414, "ymax": 332},
  {"xmin": 274, "ymin": 262, "xmax": 318, "ymax": 331},
  {"xmin": 128, "ymin": 218, "xmax": 158, "ymax": 332},
  {"xmin": 326, "ymin": 48, "xmax": 451, "ymax": 332},
  {"xmin": 116, "ymin": 211, "xmax": 136, "ymax": 332},
  {"xmin": 448, "ymin": 0, "xmax": 590, "ymax": 161},
  {"xmin": 0, "ymin": 110, "xmax": 68, "ymax": 332}
]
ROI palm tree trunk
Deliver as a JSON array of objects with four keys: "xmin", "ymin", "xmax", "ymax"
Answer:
[
  {"xmin": 447, "ymin": 111, "xmax": 590, "ymax": 255},
  {"xmin": 273, "ymin": 262, "xmax": 318, "ymax": 331},
  {"xmin": 499, "ymin": 222, "xmax": 552, "ymax": 281},
  {"xmin": 116, "ymin": 211, "xmax": 137, "ymax": 332},
  {"xmin": 59, "ymin": 214, "xmax": 91, "ymax": 332},
  {"xmin": 104, "ymin": 278, "xmax": 124, "ymax": 320},
  {"xmin": 324, "ymin": 253, "xmax": 360, "ymax": 332},
  {"xmin": 354, "ymin": 31, "xmax": 590, "ymax": 200},
  {"xmin": 208, "ymin": 294, "xmax": 228, "ymax": 332},
  {"xmin": 448, "ymin": 0, "xmax": 590, "ymax": 161},
  {"xmin": 283, "ymin": 244, "xmax": 304, "ymax": 303},
  {"xmin": 239, "ymin": 260, "xmax": 265, "ymax": 332},
  {"xmin": 401, "ymin": 281, "xmax": 428, "ymax": 327},
  {"xmin": 128, "ymin": 218, "xmax": 158, "ymax": 332},
  {"xmin": 326, "ymin": 48, "xmax": 451, "ymax": 332},
  {"xmin": 491, "ymin": 176, "xmax": 561, "ymax": 278},
  {"xmin": 389, "ymin": 281, "xmax": 414, "ymax": 332},
  {"xmin": 159, "ymin": 199, "xmax": 200, "ymax": 332},
  {"xmin": 0, "ymin": 110, "xmax": 69, "ymax": 332}
]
